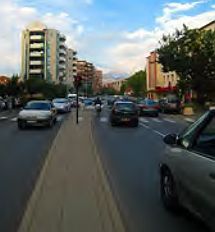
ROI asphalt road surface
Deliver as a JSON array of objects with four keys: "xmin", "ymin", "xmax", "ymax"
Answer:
[
  {"xmin": 93, "ymin": 107, "xmax": 209, "ymax": 232},
  {"xmin": 0, "ymin": 109, "xmax": 67, "ymax": 232}
]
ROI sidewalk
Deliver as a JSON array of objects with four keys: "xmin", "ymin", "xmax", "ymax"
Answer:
[{"xmin": 18, "ymin": 110, "xmax": 125, "ymax": 232}]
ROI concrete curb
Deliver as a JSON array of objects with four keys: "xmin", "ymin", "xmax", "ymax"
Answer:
[
  {"xmin": 17, "ymin": 115, "xmax": 70, "ymax": 232},
  {"xmin": 89, "ymin": 119, "xmax": 126, "ymax": 232}
]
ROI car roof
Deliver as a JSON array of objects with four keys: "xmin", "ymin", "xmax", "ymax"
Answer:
[
  {"xmin": 28, "ymin": 100, "xmax": 51, "ymax": 104},
  {"xmin": 114, "ymin": 101, "xmax": 134, "ymax": 104}
]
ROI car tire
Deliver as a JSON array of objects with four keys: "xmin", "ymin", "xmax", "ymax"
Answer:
[
  {"xmin": 18, "ymin": 120, "xmax": 26, "ymax": 130},
  {"xmin": 160, "ymin": 168, "xmax": 180, "ymax": 211},
  {"xmin": 47, "ymin": 119, "xmax": 54, "ymax": 128},
  {"xmin": 132, "ymin": 121, "xmax": 139, "ymax": 127},
  {"xmin": 111, "ymin": 121, "xmax": 116, "ymax": 127}
]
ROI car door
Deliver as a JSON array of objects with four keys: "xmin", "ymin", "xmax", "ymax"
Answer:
[{"xmin": 173, "ymin": 112, "xmax": 215, "ymax": 226}]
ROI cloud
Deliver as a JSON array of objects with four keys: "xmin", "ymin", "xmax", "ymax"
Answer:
[
  {"xmin": 106, "ymin": 1, "xmax": 215, "ymax": 75},
  {"xmin": 0, "ymin": 0, "xmax": 84, "ymax": 76},
  {"xmin": 156, "ymin": 0, "xmax": 207, "ymax": 25}
]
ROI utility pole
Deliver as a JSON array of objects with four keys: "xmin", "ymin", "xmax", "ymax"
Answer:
[{"xmin": 74, "ymin": 75, "xmax": 82, "ymax": 124}]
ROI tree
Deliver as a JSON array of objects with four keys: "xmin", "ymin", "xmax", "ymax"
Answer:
[
  {"xmin": 101, "ymin": 87, "xmax": 117, "ymax": 95},
  {"xmin": 5, "ymin": 75, "xmax": 24, "ymax": 97},
  {"xmin": 124, "ymin": 70, "xmax": 146, "ymax": 96},
  {"xmin": 158, "ymin": 25, "xmax": 215, "ymax": 104},
  {"xmin": 25, "ymin": 77, "xmax": 46, "ymax": 96}
]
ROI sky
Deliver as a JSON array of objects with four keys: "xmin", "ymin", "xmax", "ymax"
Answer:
[{"xmin": 0, "ymin": 0, "xmax": 215, "ymax": 79}]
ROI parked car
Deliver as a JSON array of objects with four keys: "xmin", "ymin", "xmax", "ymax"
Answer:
[
  {"xmin": 138, "ymin": 99, "xmax": 160, "ymax": 117},
  {"xmin": 160, "ymin": 109, "xmax": 215, "ymax": 231},
  {"xmin": 83, "ymin": 98, "xmax": 94, "ymax": 106},
  {"xmin": 110, "ymin": 101, "xmax": 139, "ymax": 127},
  {"xmin": 160, "ymin": 96, "xmax": 182, "ymax": 114},
  {"xmin": 17, "ymin": 100, "xmax": 57, "ymax": 129},
  {"xmin": 53, "ymin": 98, "xmax": 71, "ymax": 113}
]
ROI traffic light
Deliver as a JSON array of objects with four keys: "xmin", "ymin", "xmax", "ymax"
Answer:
[{"xmin": 74, "ymin": 75, "xmax": 82, "ymax": 89}]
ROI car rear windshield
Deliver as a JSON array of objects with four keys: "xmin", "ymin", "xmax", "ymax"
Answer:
[
  {"xmin": 24, "ymin": 102, "xmax": 51, "ymax": 110},
  {"xmin": 140, "ymin": 100, "xmax": 157, "ymax": 106},
  {"xmin": 53, "ymin": 99, "xmax": 68, "ymax": 103},
  {"xmin": 116, "ymin": 103, "xmax": 136, "ymax": 111}
]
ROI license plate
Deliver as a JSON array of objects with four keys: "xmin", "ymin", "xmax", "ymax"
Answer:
[
  {"xmin": 27, "ymin": 120, "xmax": 37, "ymax": 123},
  {"xmin": 121, "ymin": 118, "xmax": 130, "ymax": 122}
]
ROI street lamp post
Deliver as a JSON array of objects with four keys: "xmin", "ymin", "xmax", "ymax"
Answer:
[{"xmin": 74, "ymin": 75, "xmax": 82, "ymax": 124}]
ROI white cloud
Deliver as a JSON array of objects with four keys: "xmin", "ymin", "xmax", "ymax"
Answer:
[
  {"xmin": 156, "ymin": 0, "xmax": 207, "ymax": 25},
  {"xmin": 107, "ymin": 1, "xmax": 215, "ymax": 75},
  {"xmin": 0, "ymin": 0, "xmax": 83, "ymax": 76},
  {"xmin": 212, "ymin": 4, "xmax": 215, "ymax": 9},
  {"xmin": 84, "ymin": 0, "xmax": 94, "ymax": 5}
]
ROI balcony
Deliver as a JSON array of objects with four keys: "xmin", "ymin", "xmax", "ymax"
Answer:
[
  {"xmin": 59, "ymin": 34, "xmax": 66, "ymax": 42},
  {"xmin": 59, "ymin": 56, "xmax": 66, "ymax": 62},
  {"xmin": 29, "ymin": 69, "xmax": 43, "ymax": 74},
  {"xmin": 30, "ymin": 43, "xmax": 44, "ymax": 49},
  {"xmin": 30, "ymin": 35, "xmax": 44, "ymax": 41},
  {"xmin": 30, "ymin": 60, "xmax": 43, "ymax": 66},
  {"xmin": 59, "ymin": 64, "xmax": 66, "ymax": 70},
  {"xmin": 59, "ymin": 49, "xmax": 66, "ymax": 55},
  {"xmin": 30, "ymin": 52, "xmax": 44, "ymax": 57}
]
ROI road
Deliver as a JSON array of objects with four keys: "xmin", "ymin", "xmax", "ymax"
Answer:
[
  {"xmin": 0, "ymin": 109, "xmax": 67, "ymax": 232},
  {"xmin": 93, "ymin": 107, "xmax": 209, "ymax": 232}
]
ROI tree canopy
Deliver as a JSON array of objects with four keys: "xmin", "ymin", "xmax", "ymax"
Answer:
[
  {"xmin": 121, "ymin": 70, "xmax": 146, "ymax": 97},
  {"xmin": 158, "ymin": 25, "xmax": 215, "ymax": 104}
]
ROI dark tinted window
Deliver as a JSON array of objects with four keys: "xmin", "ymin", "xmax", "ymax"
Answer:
[
  {"xmin": 53, "ymin": 99, "xmax": 68, "ymax": 103},
  {"xmin": 24, "ymin": 102, "xmax": 51, "ymax": 110},
  {"xmin": 115, "ymin": 103, "xmax": 136, "ymax": 111},
  {"xmin": 193, "ymin": 115, "xmax": 215, "ymax": 157}
]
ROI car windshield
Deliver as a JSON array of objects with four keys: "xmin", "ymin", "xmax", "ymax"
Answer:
[
  {"xmin": 141, "ymin": 100, "xmax": 157, "ymax": 106},
  {"xmin": 24, "ymin": 102, "xmax": 51, "ymax": 110},
  {"xmin": 115, "ymin": 103, "xmax": 135, "ymax": 111},
  {"xmin": 53, "ymin": 99, "xmax": 67, "ymax": 103}
]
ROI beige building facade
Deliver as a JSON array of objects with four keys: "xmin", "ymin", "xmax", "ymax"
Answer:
[
  {"xmin": 146, "ymin": 51, "xmax": 178, "ymax": 99},
  {"xmin": 66, "ymin": 48, "xmax": 77, "ymax": 87},
  {"xmin": 21, "ymin": 21, "xmax": 67, "ymax": 83}
]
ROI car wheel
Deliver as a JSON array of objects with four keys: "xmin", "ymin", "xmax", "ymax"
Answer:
[
  {"xmin": 132, "ymin": 121, "xmax": 139, "ymax": 127},
  {"xmin": 48, "ymin": 119, "xmax": 54, "ymax": 128},
  {"xmin": 160, "ymin": 168, "xmax": 180, "ymax": 211},
  {"xmin": 18, "ymin": 120, "xmax": 26, "ymax": 130}
]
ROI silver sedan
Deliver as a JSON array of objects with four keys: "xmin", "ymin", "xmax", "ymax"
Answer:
[{"xmin": 17, "ymin": 100, "xmax": 57, "ymax": 129}]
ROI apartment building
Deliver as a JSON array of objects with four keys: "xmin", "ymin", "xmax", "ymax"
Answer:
[
  {"xmin": 76, "ymin": 60, "xmax": 95, "ymax": 95},
  {"xmin": 21, "ymin": 21, "xmax": 67, "ymax": 83},
  {"xmin": 66, "ymin": 48, "xmax": 77, "ymax": 87},
  {"xmin": 93, "ymin": 70, "xmax": 103, "ymax": 94},
  {"xmin": 146, "ymin": 51, "xmax": 179, "ymax": 99}
]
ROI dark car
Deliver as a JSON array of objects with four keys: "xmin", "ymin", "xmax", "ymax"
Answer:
[
  {"xmin": 138, "ymin": 99, "xmax": 160, "ymax": 117},
  {"xmin": 110, "ymin": 101, "xmax": 139, "ymax": 127},
  {"xmin": 160, "ymin": 96, "xmax": 182, "ymax": 114},
  {"xmin": 160, "ymin": 110, "xmax": 215, "ymax": 231}
]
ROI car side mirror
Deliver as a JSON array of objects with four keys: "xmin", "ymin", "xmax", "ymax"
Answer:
[{"xmin": 163, "ymin": 134, "xmax": 177, "ymax": 145}]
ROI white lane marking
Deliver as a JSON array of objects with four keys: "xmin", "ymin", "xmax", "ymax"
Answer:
[
  {"xmin": 153, "ymin": 130, "xmax": 165, "ymax": 137},
  {"xmin": 185, "ymin": 118, "xmax": 195, "ymax": 123},
  {"xmin": 11, "ymin": 117, "xmax": 17, "ymax": 122},
  {"xmin": 140, "ymin": 123, "xmax": 150, "ymax": 129},
  {"xmin": 0, "ymin": 116, "xmax": 8, "ymax": 120},
  {"xmin": 100, "ymin": 117, "xmax": 108, "ymax": 122},
  {"xmin": 163, "ymin": 118, "xmax": 176, "ymax": 123},
  {"xmin": 152, "ymin": 118, "xmax": 162, "ymax": 123},
  {"xmin": 78, "ymin": 117, "xmax": 83, "ymax": 121},
  {"xmin": 140, "ymin": 117, "xmax": 149, "ymax": 123},
  {"xmin": 57, "ymin": 115, "xmax": 64, "ymax": 122}
]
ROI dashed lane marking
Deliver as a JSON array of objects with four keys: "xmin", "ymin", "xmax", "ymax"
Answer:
[
  {"xmin": 139, "ymin": 118, "xmax": 149, "ymax": 123},
  {"xmin": 78, "ymin": 117, "xmax": 83, "ymax": 122},
  {"xmin": 57, "ymin": 115, "xmax": 64, "ymax": 122},
  {"xmin": 0, "ymin": 116, "xmax": 8, "ymax": 120},
  {"xmin": 163, "ymin": 118, "xmax": 176, "ymax": 123},
  {"xmin": 153, "ymin": 130, "xmax": 165, "ymax": 137},
  {"xmin": 11, "ymin": 117, "xmax": 17, "ymax": 122},
  {"xmin": 100, "ymin": 117, "xmax": 108, "ymax": 122},
  {"xmin": 152, "ymin": 118, "xmax": 162, "ymax": 123},
  {"xmin": 140, "ymin": 123, "xmax": 150, "ymax": 129}
]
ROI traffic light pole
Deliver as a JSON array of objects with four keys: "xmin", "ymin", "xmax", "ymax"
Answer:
[{"xmin": 76, "ymin": 86, "xmax": 79, "ymax": 124}]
